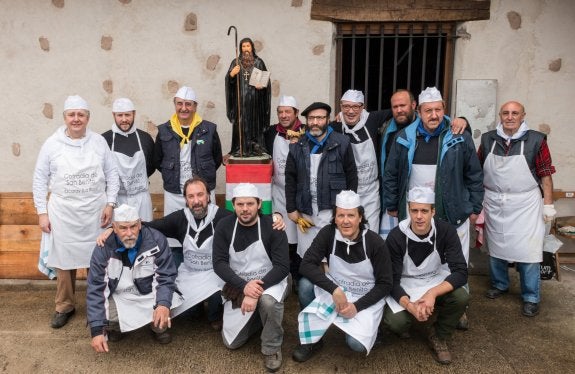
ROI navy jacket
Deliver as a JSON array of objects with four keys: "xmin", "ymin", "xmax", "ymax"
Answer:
[
  {"xmin": 285, "ymin": 130, "xmax": 358, "ymax": 215},
  {"xmin": 382, "ymin": 117, "xmax": 484, "ymax": 226},
  {"xmin": 154, "ymin": 120, "xmax": 222, "ymax": 193},
  {"xmin": 86, "ymin": 226, "xmax": 177, "ymax": 337}
]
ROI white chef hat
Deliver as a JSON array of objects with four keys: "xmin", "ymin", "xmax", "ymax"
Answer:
[
  {"xmin": 64, "ymin": 95, "xmax": 89, "ymax": 111},
  {"xmin": 113, "ymin": 204, "xmax": 140, "ymax": 222},
  {"xmin": 175, "ymin": 86, "xmax": 197, "ymax": 102},
  {"xmin": 232, "ymin": 183, "xmax": 259, "ymax": 199},
  {"xmin": 112, "ymin": 98, "xmax": 135, "ymax": 112},
  {"xmin": 336, "ymin": 190, "xmax": 361, "ymax": 209},
  {"xmin": 278, "ymin": 95, "xmax": 298, "ymax": 109},
  {"xmin": 418, "ymin": 87, "xmax": 443, "ymax": 105},
  {"xmin": 341, "ymin": 89, "xmax": 364, "ymax": 104},
  {"xmin": 407, "ymin": 187, "xmax": 435, "ymax": 204}
]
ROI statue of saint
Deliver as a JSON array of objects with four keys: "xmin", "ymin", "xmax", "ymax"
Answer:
[{"xmin": 225, "ymin": 37, "xmax": 271, "ymax": 157}]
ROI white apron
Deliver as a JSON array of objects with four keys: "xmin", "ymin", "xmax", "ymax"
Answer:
[
  {"xmin": 109, "ymin": 247, "xmax": 184, "ymax": 332},
  {"xmin": 298, "ymin": 231, "xmax": 385, "ymax": 354},
  {"xmin": 112, "ymin": 131, "xmax": 153, "ymax": 221},
  {"xmin": 271, "ymin": 134, "xmax": 298, "ymax": 243},
  {"xmin": 483, "ymin": 141, "xmax": 544, "ymax": 263},
  {"xmin": 222, "ymin": 219, "xmax": 288, "ymax": 345},
  {"xmin": 46, "ymin": 141, "xmax": 106, "ymax": 269},
  {"xmin": 349, "ymin": 128, "xmax": 380, "ymax": 232},
  {"xmin": 297, "ymin": 154, "xmax": 333, "ymax": 257},
  {"xmin": 171, "ymin": 215, "xmax": 224, "ymax": 317},
  {"xmin": 386, "ymin": 236, "xmax": 450, "ymax": 313}
]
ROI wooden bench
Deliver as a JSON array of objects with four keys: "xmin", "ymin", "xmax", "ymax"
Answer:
[
  {"xmin": 0, "ymin": 192, "xmax": 227, "ymax": 280},
  {"xmin": 0, "ymin": 193, "xmax": 166, "ymax": 280}
]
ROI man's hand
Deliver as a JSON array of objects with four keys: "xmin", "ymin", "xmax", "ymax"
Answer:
[
  {"xmin": 230, "ymin": 65, "xmax": 240, "ymax": 78},
  {"xmin": 38, "ymin": 213, "xmax": 51, "ymax": 233},
  {"xmin": 96, "ymin": 227, "xmax": 114, "ymax": 247},
  {"xmin": 152, "ymin": 305, "xmax": 171, "ymax": 330},
  {"xmin": 241, "ymin": 295, "xmax": 258, "ymax": 315},
  {"xmin": 222, "ymin": 153, "xmax": 231, "ymax": 165},
  {"xmin": 243, "ymin": 279, "xmax": 264, "ymax": 299},
  {"xmin": 415, "ymin": 290, "xmax": 436, "ymax": 320},
  {"xmin": 451, "ymin": 117, "xmax": 468, "ymax": 135},
  {"xmin": 272, "ymin": 213, "xmax": 286, "ymax": 231},
  {"xmin": 338, "ymin": 302, "xmax": 358, "ymax": 319},
  {"xmin": 332, "ymin": 287, "xmax": 348, "ymax": 313},
  {"xmin": 101, "ymin": 206, "xmax": 113, "ymax": 228},
  {"xmin": 469, "ymin": 213, "xmax": 478, "ymax": 225},
  {"xmin": 387, "ymin": 210, "xmax": 398, "ymax": 218},
  {"xmin": 91, "ymin": 334, "xmax": 109, "ymax": 353},
  {"xmin": 287, "ymin": 211, "xmax": 301, "ymax": 224}
]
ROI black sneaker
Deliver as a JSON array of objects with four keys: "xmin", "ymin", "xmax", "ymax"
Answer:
[
  {"xmin": 153, "ymin": 330, "xmax": 172, "ymax": 344},
  {"xmin": 485, "ymin": 288, "xmax": 508, "ymax": 299},
  {"xmin": 50, "ymin": 309, "xmax": 75, "ymax": 329},
  {"xmin": 522, "ymin": 302, "xmax": 539, "ymax": 317},
  {"xmin": 292, "ymin": 340, "xmax": 324, "ymax": 362}
]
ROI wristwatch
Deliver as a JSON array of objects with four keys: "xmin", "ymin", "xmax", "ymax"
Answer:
[{"xmin": 107, "ymin": 202, "xmax": 117, "ymax": 208}]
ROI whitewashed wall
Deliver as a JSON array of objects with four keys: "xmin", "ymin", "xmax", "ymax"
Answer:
[
  {"xmin": 0, "ymin": 0, "xmax": 334, "ymax": 194},
  {"xmin": 453, "ymin": 0, "xmax": 575, "ymax": 189}
]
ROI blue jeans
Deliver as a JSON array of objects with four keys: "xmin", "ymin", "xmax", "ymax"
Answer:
[
  {"xmin": 346, "ymin": 335, "xmax": 367, "ymax": 353},
  {"xmin": 489, "ymin": 256, "xmax": 540, "ymax": 303},
  {"xmin": 298, "ymin": 277, "xmax": 315, "ymax": 310}
]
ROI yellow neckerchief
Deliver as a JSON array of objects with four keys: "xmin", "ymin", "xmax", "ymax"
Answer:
[{"xmin": 169, "ymin": 113, "xmax": 203, "ymax": 148}]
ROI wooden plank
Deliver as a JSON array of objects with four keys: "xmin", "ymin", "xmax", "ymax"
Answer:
[
  {"xmin": 553, "ymin": 190, "xmax": 575, "ymax": 201},
  {"xmin": 0, "ymin": 252, "xmax": 88, "ymax": 279},
  {"xmin": 0, "ymin": 193, "xmax": 38, "ymax": 225},
  {"xmin": 0, "ymin": 225, "xmax": 41, "ymax": 252},
  {"xmin": 311, "ymin": 0, "xmax": 491, "ymax": 22}
]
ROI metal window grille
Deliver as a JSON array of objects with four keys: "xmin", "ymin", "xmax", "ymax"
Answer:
[{"xmin": 336, "ymin": 23, "xmax": 456, "ymax": 112}]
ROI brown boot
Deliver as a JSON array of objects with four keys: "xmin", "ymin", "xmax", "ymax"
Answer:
[{"xmin": 428, "ymin": 334, "xmax": 452, "ymax": 364}]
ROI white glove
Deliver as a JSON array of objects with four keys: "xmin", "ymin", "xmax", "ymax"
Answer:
[{"xmin": 543, "ymin": 204, "xmax": 556, "ymax": 223}]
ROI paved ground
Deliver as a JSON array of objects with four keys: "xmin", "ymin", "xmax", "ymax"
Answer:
[{"xmin": 1, "ymin": 250, "xmax": 574, "ymax": 373}]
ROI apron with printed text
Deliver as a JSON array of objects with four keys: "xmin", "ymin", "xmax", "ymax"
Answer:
[
  {"xmin": 300, "ymin": 232, "xmax": 385, "ymax": 354},
  {"xmin": 350, "ymin": 128, "xmax": 380, "ymax": 232},
  {"xmin": 272, "ymin": 134, "xmax": 298, "ymax": 243},
  {"xmin": 483, "ymin": 141, "xmax": 544, "ymax": 263},
  {"xmin": 112, "ymin": 131, "xmax": 153, "ymax": 221},
  {"xmin": 171, "ymin": 220, "xmax": 224, "ymax": 317},
  {"xmin": 222, "ymin": 219, "xmax": 288, "ymax": 345},
  {"xmin": 386, "ymin": 237, "xmax": 450, "ymax": 314},
  {"xmin": 46, "ymin": 141, "xmax": 106, "ymax": 269},
  {"xmin": 297, "ymin": 154, "xmax": 333, "ymax": 257}
]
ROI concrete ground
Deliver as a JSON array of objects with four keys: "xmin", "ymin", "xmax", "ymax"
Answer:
[{"xmin": 1, "ymin": 249, "xmax": 574, "ymax": 373}]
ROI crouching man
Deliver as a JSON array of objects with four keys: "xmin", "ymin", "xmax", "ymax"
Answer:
[
  {"xmin": 212, "ymin": 183, "xmax": 290, "ymax": 373},
  {"xmin": 87, "ymin": 204, "xmax": 183, "ymax": 352},
  {"xmin": 383, "ymin": 187, "xmax": 468, "ymax": 365},
  {"xmin": 293, "ymin": 190, "xmax": 392, "ymax": 362}
]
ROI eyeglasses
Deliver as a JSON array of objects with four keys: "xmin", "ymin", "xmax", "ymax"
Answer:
[
  {"xmin": 500, "ymin": 111, "xmax": 523, "ymax": 117},
  {"xmin": 307, "ymin": 115, "xmax": 327, "ymax": 121},
  {"xmin": 341, "ymin": 104, "xmax": 363, "ymax": 111}
]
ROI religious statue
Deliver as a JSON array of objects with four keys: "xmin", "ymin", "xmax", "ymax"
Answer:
[{"xmin": 225, "ymin": 37, "xmax": 271, "ymax": 157}]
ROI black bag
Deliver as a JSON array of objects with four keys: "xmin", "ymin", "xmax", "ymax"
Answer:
[{"xmin": 540, "ymin": 251, "xmax": 557, "ymax": 280}]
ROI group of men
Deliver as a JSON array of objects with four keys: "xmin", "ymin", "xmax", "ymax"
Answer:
[{"xmin": 33, "ymin": 80, "xmax": 556, "ymax": 370}]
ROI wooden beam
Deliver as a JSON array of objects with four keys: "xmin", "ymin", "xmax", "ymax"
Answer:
[{"xmin": 311, "ymin": 0, "xmax": 491, "ymax": 22}]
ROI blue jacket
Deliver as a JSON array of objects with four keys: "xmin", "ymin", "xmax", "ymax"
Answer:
[
  {"xmin": 285, "ymin": 129, "xmax": 358, "ymax": 215},
  {"xmin": 154, "ymin": 119, "xmax": 222, "ymax": 193},
  {"xmin": 382, "ymin": 117, "xmax": 484, "ymax": 226},
  {"xmin": 86, "ymin": 226, "xmax": 177, "ymax": 337}
]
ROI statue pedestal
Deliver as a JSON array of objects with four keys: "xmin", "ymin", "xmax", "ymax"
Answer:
[{"xmin": 225, "ymin": 158, "xmax": 273, "ymax": 214}]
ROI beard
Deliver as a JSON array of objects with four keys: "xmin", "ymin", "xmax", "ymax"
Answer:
[
  {"xmin": 190, "ymin": 204, "xmax": 208, "ymax": 220},
  {"xmin": 241, "ymin": 51, "xmax": 255, "ymax": 70},
  {"xmin": 121, "ymin": 237, "xmax": 137, "ymax": 249}
]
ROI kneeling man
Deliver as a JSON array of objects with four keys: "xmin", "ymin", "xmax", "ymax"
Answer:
[
  {"xmin": 87, "ymin": 204, "xmax": 182, "ymax": 352},
  {"xmin": 383, "ymin": 187, "xmax": 468, "ymax": 365},
  {"xmin": 212, "ymin": 183, "xmax": 290, "ymax": 373},
  {"xmin": 293, "ymin": 190, "xmax": 392, "ymax": 361}
]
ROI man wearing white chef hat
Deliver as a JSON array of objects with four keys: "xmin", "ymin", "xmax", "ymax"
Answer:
[
  {"xmin": 383, "ymin": 187, "xmax": 468, "ymax": 365},
  {"xmin": 86, "ymin": 204, "xmax": 182, "ymax": 352}
]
